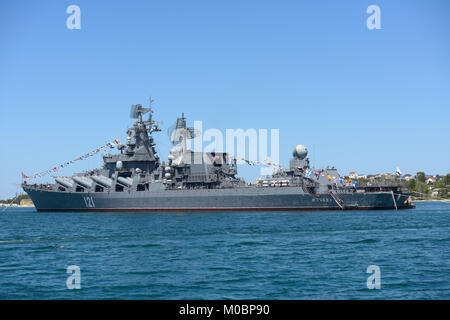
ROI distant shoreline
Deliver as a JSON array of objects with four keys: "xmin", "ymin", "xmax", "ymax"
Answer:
[
  {"xmin": 2, "ymin": 201, "xmax": 449, "ymax": 208},
  {"xmin": 0, "ymin": 204, "xmax": 35, "ymax": 208}
]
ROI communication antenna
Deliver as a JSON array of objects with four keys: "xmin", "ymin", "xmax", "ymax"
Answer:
[{"xmin": 149, "ymin": 96, "xmax": 154, "ymax": 112}]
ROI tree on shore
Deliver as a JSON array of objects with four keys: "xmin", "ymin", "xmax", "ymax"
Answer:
[{"xmin": 0, "ymin": 194, "xmax": 30, "ymax": 205}]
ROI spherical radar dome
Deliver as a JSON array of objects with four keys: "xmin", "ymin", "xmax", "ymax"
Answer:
[{"xmin": 293, "ymin": 144, "xmax": 308, "ymax": 159}]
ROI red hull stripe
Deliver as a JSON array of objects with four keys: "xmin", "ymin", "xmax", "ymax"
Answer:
[{"xmin": 36, "ymin": 206, "xmax": 414, "ymax": 212}]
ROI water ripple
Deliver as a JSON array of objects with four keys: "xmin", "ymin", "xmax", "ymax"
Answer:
[{"xmin": 0, "ymin": 202, "xmax": 449, "ymax": 299}]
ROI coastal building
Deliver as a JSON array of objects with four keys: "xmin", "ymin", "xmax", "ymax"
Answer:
[
  {"xmin": 348, "ymin": 172, "xmax": 358, "ymax": 179},
  {"xmin": 402, "ymin": 174, "xmax": 413, "ymax": 181},
  {"xmin": 384, "ymin": 173, "xmax": 395, "ymax": 180},
  {"xmin": 426, "ymin": 177, "xmax": 436, "ymax": 184}
]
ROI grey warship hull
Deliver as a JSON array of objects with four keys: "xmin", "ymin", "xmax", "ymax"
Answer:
[
  {"xmin": 22, "ymin": 100, "xmax": 415, "ymax": 212},
  {"xmin": 24, "ymin": 185, "xmax": 413, "ymax": 212}
]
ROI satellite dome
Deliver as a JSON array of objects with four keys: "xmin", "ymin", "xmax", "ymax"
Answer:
[{"xmin": 293, "ymin": 144, "xmax": 308, "ymax": 159}]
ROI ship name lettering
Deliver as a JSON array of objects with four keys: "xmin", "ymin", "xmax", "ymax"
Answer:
[{"xmin": 313, "ymin": 198, "xmax": 331, "ymax": 203}]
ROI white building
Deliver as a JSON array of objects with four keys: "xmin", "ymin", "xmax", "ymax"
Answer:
[
  {"xmin": 402, "ymin": 174, "xmax": 413, "ymax": 181},
  {"xmin": 426, "ymin": 177, "xmax": 436, "ymax": 184},
  {"xmin": 349, "ymin": 172, "xmax": 358, "ymax": 179}
]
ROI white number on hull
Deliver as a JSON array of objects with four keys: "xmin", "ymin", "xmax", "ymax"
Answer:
[{"xmin": 83, "ymin": 196, "xmax": 95, "ymax": 208}]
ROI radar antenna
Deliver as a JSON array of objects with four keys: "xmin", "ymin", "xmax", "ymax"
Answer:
[
  {"xmin": 129, "ymin": 97, "xmax": 161, "ymax": 133},
  {"xmin": 130, "ymin": 104, "xmax": 151, "ymax": 121}
]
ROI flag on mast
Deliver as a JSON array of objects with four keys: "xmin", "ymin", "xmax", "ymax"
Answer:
[{"xmin": 395, "ymin": 167, "xmax": 402, "ymax": 177}]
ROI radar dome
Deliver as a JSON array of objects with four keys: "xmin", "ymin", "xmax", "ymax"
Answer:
[{"xmin": 293, "ymin": 144, "xmax": 308, "ymax": 160}]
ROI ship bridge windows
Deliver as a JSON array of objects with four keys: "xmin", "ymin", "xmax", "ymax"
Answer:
[
  {"xmin": 118, "ymin": 172, "xmax": 132, "ymax": 178},
  {"xmin": 136, "ymin": 183, "xmax": 148, "ymax": 191}
]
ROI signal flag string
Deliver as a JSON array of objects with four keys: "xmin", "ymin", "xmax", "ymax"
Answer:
[
  {"xmin": 229, "ymin": 156, "xmax": 358, "ymax": 187},
  {"xmin": 21, "ymin": 139, "xmax": 121, "ymax": 181}
]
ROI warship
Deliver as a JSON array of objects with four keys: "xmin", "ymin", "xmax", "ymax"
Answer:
[{"xmin": 22, "ymin": 100, "xmax": 415, "ymax": 212}]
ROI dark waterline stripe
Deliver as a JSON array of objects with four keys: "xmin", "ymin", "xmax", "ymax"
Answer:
[{"xmin": 36, "ymin": 206, "xmax": 414, "ymax": 212}]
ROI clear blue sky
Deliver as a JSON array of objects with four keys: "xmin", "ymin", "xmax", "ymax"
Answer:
[{"xmin": 1, "ymin": 0, "xmax": 449, "ymax": 199}]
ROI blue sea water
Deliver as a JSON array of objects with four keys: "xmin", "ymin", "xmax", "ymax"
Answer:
[{"xmin": 0, "ymin": 202, "xmax": 449, "ymax": 299}]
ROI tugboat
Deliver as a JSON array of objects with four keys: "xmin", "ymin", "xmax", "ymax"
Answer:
[{"xmin": 22, "ymin": 100, "xmax": 415, "ymax": 212}]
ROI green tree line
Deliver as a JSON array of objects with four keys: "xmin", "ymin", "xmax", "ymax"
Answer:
[
  {"xmin": 406, "ymin": 173, "xmax": 450, "ymax": 199},
  {"xmin": 0, "ymin": 194, "xmax": 30, "ymax": 204}
]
